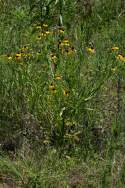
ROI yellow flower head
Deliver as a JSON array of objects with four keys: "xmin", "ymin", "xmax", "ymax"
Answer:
[
  {"xmin": 26, "ymin": 53, "xmax": 33, "ymax": 59},
  {"xmin": 39, "ymin": 30, "xmax": 50, "ymax": 37},
  {"xmin": 37, "ymin": 35, "xmax": 41, "ymax": 40},
  {"xmin": 42, "ymin": 23, "xmax": 48, "ymax": 28},
  {"xmin": 15, "ymin": 53, "xmax": 21, "ymax": 60},
  {"xmin": 62, "ymin": 38, "xmax": 70, "ymax": 46},
  {"xmin": 58, "ymin": 41, "xmax": 63, "ymax": 49},
  {"xmin": 55, "ymin": 74, "xmax": 62, "ymax": 80},
  {"xmin": 66, "ymin": 46, "xmax": 76, "ymax": 55},
  {"xmin": 36, "ymin": 26, "xmax": 42, "ymax": 29},
  {"xmin": 45, "ymin": 30, "xmax": 50, "ymax": 35},
  {"xmin": 117, "ymin": 54, "xmax": 125, "ymax": 62},
  {"xmin": 63, "ymin": 89, "xmax": 70, "ymax": 97},
  {"xmin": 63, "ymin": 38, "xmax": 69, "ymax": 43},
  {"xmin": 50, "ymin": 53, "xmax": 57, "ymax": 62},
  {"xmin": 86, "ymin": 47, "xmax": 96, "ymax": 54},
  {"xmin": 40, "ymin": 32, "xmax": 44, "ymax": 37},
  {"xmin": 58, "ymin": 27, "xmax": 64, "ymax": 34},
  {"xmin": 112, "ymin": 46, "xmax": 119, "ymax": 52},
  {"xmin": 49, "ymin": 83, "xmax": 56, "ymax": 93},
  {"xmin": 58, "ymin": 39, "xmax": 70, "ymax": 49},
  {"xmin": 21, "ymin": 45, "xmax": 28, "ymax": 53}
]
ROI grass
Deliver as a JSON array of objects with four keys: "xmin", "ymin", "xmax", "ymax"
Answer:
[
  {"xmin": 0, "ymin": 149, "xmax": 125, "ymax": 187},
  {"xmin": 1, "ymin": 0, "xmax": 125, "ymax": 187}
]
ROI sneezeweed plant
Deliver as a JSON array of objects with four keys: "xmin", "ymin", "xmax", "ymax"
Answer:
[
  {"xmin": 1, "ymin": 9, "xmax": 123, "ymax": 155},
  {"xmin": 2, "ymin": 2, "xmax": 125, "ymax": 187}
]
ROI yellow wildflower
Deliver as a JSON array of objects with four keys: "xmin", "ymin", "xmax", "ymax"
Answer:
[
  {"xmin": 117, "ymin": 54, "xmax": 125, "ymax": 62},
  {"xmin": 112, "ymin": 46, "xmax": 119, "ymax": 52},
  {"xmin": 26, "ymin": 53, "xmax": 33, "ymax": 59},
  {"xmin": 21, "ymin": 46, "xmax": 28, "ymax": 53},
  {"xmin": 58, "ymin": 27, "xmax": 64, "ymax": 34},
  {"xmin": 66, "ymin": 46, "xmax": 76, "ymax": 55},
  {"xmin": 55, "ymin": 75, "xmax": 62, "ymax": 80},
  {"xmin": 42, "ymin": 24, "xmax": 48, "ymax": 28},
  {"xmin": 37, "ymin": 35, "xmax": 41, "ymax": 40},
  {"xmin": 63, "ymin": 89, "xmax": 70, "ymax": 97},
  {"xmin": 40, "ymin": 31, "xmax": 50, "ymax": 37},
  {"xmin": 86, "ymin": 47, "xmax": 96, "ymax": 54},
  {"xmin": 15, "ymin": 53, "xmax": 21, "ymax": 60},
  {"xmin": 62, "ymin": 38, "xmax": 70, "ymax": 46},
  {"xmin": 45, "ymin": 31, "xmax": 50, "ymax": 35},
  {"xmin": 36, "ymin": 26, "xmax": 42, "ymax": 29},
  {"xmin": 50, "ymin": 53, "xmax": 57, "ymax": 62},
  {"xmin": 63, "ymin": 38, "xmax": 69, "ymax": 43},
  {"xmin": 49, "ymin": 83, "xmax": 56, "ymax": 93},
  {"xmin": 58, "ymin": 41, "xmax": 63, "ymax": 49},
  {"xmin": 58, "ymin": 39, "xmax": 70, "ymax": 50}
]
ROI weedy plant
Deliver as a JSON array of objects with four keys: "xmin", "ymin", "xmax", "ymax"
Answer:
[{"xmin": 1, "ymin": 0, "xmax": 125, "ymax": 187}]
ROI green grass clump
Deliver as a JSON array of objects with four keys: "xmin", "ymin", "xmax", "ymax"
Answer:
[{"xmin": 1, "ymin": 150, "xmax": 125, "ymax": 187}]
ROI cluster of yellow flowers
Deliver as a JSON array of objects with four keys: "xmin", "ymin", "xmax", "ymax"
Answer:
[
  {"xmin": 111, "ymin": 46, "xmax": 125, "ymax": 62},
  {"xmin": 58, "ymin": 27, "xmax": 65, "ymax": 34},
  {"xmin": 5, "ymin": 22, "xmax": 125, "ymax": 101},
  {"xmin": 36, "ymin": 24, "xmax": 51, "ymax": 40},
  {"xmin": 110, "ymin": 46, "xmax": 125, "ymax": 73},
  {"xmin": 7, "ymin": 45, "xmax": 33, "ymax": 62},
  {"xmin": 58, "ymin": 38, "xmax": 76, "ymax": 55},
  {"xmin": 117, "ymin": 54, "xmax": 125, "ymax": 62},
  {"xmin": 6, "ymin": 24, "xmax": 76, "ymax": 66},
  {"xmin": 49, "ymin": 83, "xmax": 56, "ymax": 93}
]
